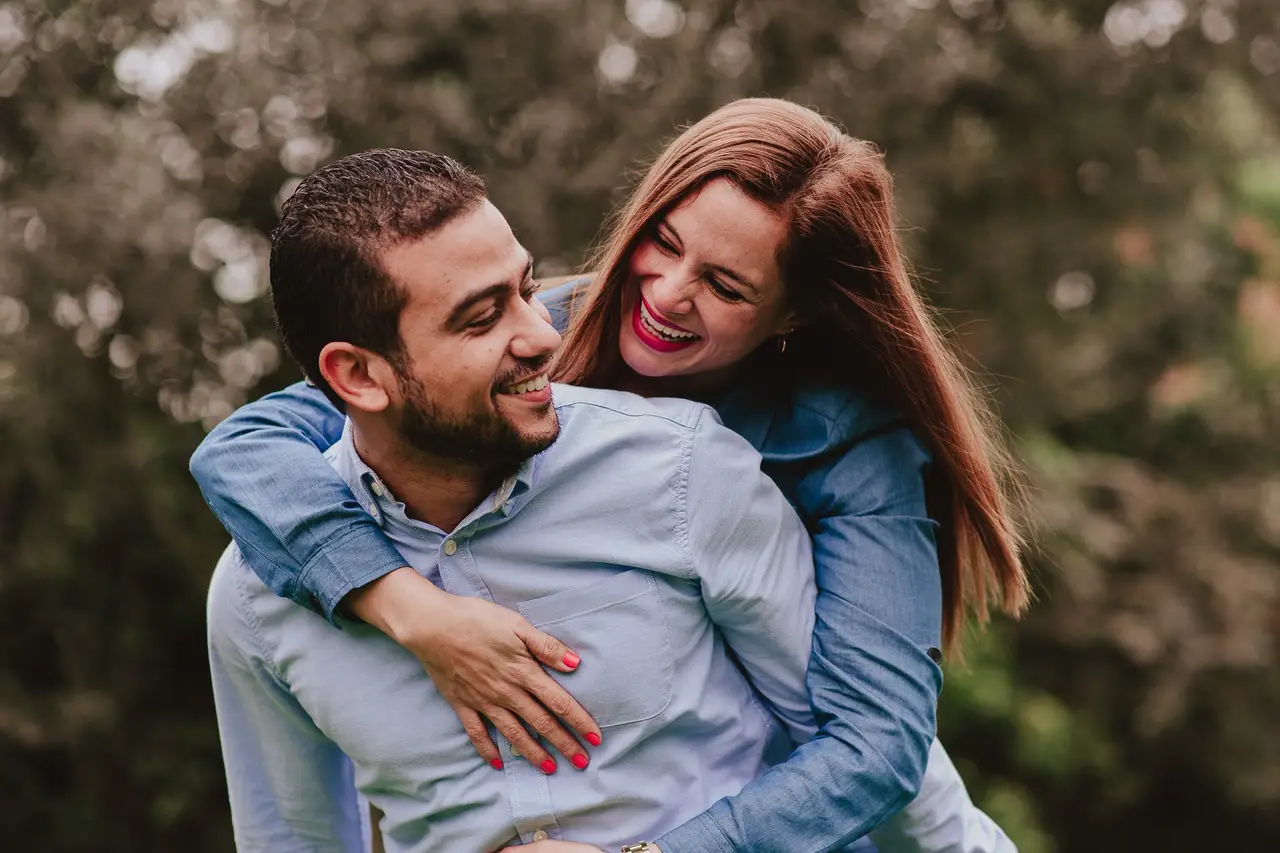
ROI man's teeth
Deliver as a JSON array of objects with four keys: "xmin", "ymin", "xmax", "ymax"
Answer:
[
  {"xmin": 640, "ymin": 302, "xmax": 699, "ymax": 341},
  {"xmin": 504, "ymin": 373, "xmax": 549, "ymax": 395}
]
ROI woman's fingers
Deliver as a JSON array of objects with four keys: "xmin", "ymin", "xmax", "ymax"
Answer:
[
  {"xmin": 522, "ymin": 670, "xmax": 602, "ymax": 750},
  {"xmin": 485, "ymin": 707, "xmax": 559, "ymax": 774},
  {"xmin": 504, "ymin": 690, "xmax": 591, "ymax": 769},
  {"xmin": 453, "ymin": 704, "xmax": 504, "ymax": 770},
  {"xmin": 392, "ymin": 599, "xmax": 600, "ymax": 770},
  {"xmin": 516, "ymin": 624, "xmax": 583, "ymax": 674}
]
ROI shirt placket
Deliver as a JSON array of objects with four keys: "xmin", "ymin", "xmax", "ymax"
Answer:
[
  {"xmin": 434, "ymin": 475, "xmax": 518, "ymax": 602},
  {"xmin": 436, "ymin": 513, "xmax": 563, "ymax": 844},
  {"xmin": 497, "ymin": 737, "xmax": 562, "ymax": 844}
]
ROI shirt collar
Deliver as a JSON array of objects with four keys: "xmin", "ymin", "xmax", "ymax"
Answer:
[{"xmin": 325, "ymin": 420, "xmax": 541, "ymax": 527}]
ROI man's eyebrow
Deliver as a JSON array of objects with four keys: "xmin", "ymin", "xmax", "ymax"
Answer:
[
  {"xmin": 444, "ymin": 252, "xmax": 535, "ymax": 328},
  {"xmin": 664, "ymin": 221, "xmax": 760, "ymax": 296}
]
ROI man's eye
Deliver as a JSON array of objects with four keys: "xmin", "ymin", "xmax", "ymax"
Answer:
[
  {"xmin": 521, "ymin": 282, "xmax": 541, "ymax": 301},
  {"xmin": 469, "ymin": 308, "xmax": 501, "ymax": 330}
]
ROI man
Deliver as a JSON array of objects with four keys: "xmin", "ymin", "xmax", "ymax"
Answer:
[{"xmin": 207, "ymin": 149, "xmax": 1009, "ymax": 852}]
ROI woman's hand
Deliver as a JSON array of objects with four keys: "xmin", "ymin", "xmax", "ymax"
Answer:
[{"xmin": 346, "ymin": 567, "xmax": 602, "ymax": 771}]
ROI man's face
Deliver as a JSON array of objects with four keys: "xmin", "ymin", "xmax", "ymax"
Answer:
[{"xmin": 378, "ymin": 200, "xmax": 563, "ymax": 468}]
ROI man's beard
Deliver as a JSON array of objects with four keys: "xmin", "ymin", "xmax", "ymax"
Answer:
[{"xmin": 393, "ymin": 367, "xmax": 558, "ymax": 472}]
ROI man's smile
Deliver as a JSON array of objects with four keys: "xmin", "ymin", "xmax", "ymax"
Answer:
[{"xmin": 496, "ymin": 372, "xmax": 551, "ymax": 404}]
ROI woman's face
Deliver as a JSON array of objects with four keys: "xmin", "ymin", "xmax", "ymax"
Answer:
[{"xmin": 617, "ymin": 178, "xmax": 794, "ymax": 385}]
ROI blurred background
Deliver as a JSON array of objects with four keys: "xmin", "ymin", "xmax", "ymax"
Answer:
[{"xmin": 1, "ymin": 0, "xmax": 1278, "ymax": 850}]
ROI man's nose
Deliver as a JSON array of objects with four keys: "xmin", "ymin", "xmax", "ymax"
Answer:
[{"xmin": 510, "ymin": 297, "xmax": 562, "ymax": 361}]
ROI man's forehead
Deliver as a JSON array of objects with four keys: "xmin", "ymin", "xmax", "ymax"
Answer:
[{"xmin": 381, "ymin": 203, "xmax": 528, "ymax": 310}]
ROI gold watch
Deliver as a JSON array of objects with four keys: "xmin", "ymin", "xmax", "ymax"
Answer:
[{"xmin": 620, "ymin": 844, "xmax": 657, "ymax": 853}]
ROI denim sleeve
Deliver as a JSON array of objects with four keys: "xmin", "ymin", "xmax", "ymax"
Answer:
[
  {"xmin": 189, "ymin": 381, "xmax": 408, "ymax": 621},
  {"xmin": 535, "ymin": 276, "xmax": 589, "ymax": 334},
  {"xmin": 657, "ymin": 426, "xmax": 944, "ymax": 853}
]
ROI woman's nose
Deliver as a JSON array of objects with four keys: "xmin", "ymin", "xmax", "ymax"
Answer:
[{"xmin": 648, "ymin": 267, "xmax": 696, "ymax": 316}]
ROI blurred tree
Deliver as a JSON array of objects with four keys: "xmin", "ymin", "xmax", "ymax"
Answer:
[{"xmin": 0, "ymin": 0, "xmax": 1276, "ymax": 850}]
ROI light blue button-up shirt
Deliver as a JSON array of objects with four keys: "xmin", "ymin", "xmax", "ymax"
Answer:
[{"xmin": 209, "ymin": 385, "xmax": 822, "ymax": 852}]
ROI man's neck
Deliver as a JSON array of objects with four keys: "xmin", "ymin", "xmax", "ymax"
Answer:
[{"xmin": 350, "ymin": 423, "xmax": 506, "ymax": 534}]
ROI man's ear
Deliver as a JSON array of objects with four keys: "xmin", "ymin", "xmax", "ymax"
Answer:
[{"xmin": 318, "ymin": 342, "xmax": 394, "ymax": 413}]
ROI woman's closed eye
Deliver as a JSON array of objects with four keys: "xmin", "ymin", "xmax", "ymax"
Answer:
[
  {"xmin": 706, "ymin": 274, "xmax": 745, "ymax": 302},
  {"xmin": 653, "ymin": 229, "xmax": 679, "ymax": 256}
]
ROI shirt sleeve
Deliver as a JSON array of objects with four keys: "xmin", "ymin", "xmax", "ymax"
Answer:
[
  {"xmin": 680, "ymin": 408, "xmax": 819, "ymax": 745},
  {"xmin": 189, "ymin": 381, "xmax": 408, "ymax": 621},
  {"xmin": 207, "ymin": 553, "xmax": 366, "ymax": 853},
  {"xmin": 657, "ymin": 422, "xmax": 945, "ymax": 853}
]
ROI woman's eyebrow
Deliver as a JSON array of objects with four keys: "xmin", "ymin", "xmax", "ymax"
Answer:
[{"xmin": 711, "ymin": 264, "xmax": 759, "ymax": 295}]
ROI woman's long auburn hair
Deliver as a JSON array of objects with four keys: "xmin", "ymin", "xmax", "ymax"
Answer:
[{"xmin": 552, "ymin": 98, "xmax": 1030, "ymax": 651}]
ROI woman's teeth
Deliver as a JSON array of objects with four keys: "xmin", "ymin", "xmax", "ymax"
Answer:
[
  {"xmin": 640, "ymin": 301, "xmax": 700, "ymax": 342},
  {"xmin": 504, "ymin": 373, "xmax": 549, "ymax": 395}
]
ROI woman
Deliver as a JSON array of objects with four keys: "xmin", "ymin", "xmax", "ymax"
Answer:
[{"xmin": 191, "ymin": 98, "xmax": 1029, "ymax": 852}]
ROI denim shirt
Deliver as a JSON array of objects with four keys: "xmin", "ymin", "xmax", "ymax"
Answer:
[{"xmin": 191, "ymin": 282, "xmax": 950, "ymax": 852}]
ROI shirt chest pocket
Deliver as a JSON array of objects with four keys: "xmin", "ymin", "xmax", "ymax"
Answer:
[{"xmin": 517, "ymin": 570, "xmax": 675, "ymax": 728}]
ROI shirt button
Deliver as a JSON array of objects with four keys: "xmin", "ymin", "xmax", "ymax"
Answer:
[
  {"xmin": 370, "ymin": 480, "xmax": 384, "ymax": 497},
  {"xmin": 532, "ymin": 830, "xmax": 548, "ymax": 842},
  {"xmin": 443, "ymin": 539, "xmax": 458, "ymax": 556}
]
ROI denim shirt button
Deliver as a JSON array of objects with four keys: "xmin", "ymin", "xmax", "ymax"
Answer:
[
  {"xmin": 443, "ymin": 539, "xmax": 458, "ymax": 556},
  {"xmin": 927, "ymin": 646, "xmax": 942, "ymax": 663}
]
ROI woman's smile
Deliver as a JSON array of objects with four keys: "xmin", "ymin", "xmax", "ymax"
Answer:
[{"xmin": 631, "ymin": 295, "xmax": 701, "ymax": 353}]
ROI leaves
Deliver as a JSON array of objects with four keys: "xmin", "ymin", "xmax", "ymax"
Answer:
[{"xmin": 1, "ymin": 1, "xmax": 1277, "ymax": 849}]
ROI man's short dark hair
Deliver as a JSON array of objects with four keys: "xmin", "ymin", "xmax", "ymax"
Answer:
[{"xmin": 270, "ymin": 148, "xmax": 487, "ymax": 407}]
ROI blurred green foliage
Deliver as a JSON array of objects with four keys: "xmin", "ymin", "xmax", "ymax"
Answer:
[{"xmin": 1, "ymin": 0, "xmax": 1278, "ymax": 850}]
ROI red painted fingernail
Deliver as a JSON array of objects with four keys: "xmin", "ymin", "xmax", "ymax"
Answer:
[
  {"xmin": 562, "ymin": 652, "xmax": 580, "ymax": 669},
  {"xmin": 490, "ymin": 758, "xmax": 504, "ymax": 771},
  {"xmin": 585, "ymin": 732, "xmax": 601, "ymax": 747},
  {"xmin": 540, "ymin": 758, "xmax": 557, "ymax": 774},
  {"xmin": 572, "ymin": 753, "xmax": 589, "ymax": 770}
]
